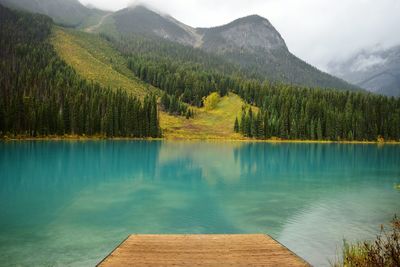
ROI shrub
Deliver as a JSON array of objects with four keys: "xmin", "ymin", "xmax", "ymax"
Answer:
[
  {"xmin": 203, "ymin": 92, "xmax": 220, "ymax": 110},
  {"xmin": 334, "ymin": 216, "xmax": 400, "ymax": 267}
]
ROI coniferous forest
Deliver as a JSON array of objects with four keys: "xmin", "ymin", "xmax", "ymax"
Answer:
[
  {"xmin": 1, "ymin": 2, "xmax": 399, "ymax": 267},
  {"xmin": 0, "ymin": 6, "xmax": 160, "ymax": 138},
  {"xmin": 234, "ymin": 85, "xmax": 400, "ymax": 141},
  {"xmin": 1, "ymin": 3, "xmax": 399, "ymax": 141},
  {"xmin": 110, "ymin": 34, "xmax": 400, "ymax": 141}
]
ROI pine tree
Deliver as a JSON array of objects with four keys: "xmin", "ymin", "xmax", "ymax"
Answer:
[
  {"xmin": 310, "ymin": 119, "xmax": 316, "ymax": 140},
  {"xmin": 317, "ymin": 119, "xmax": 323, "ymax": 140},
  {"xmin": 1, "ymin": 5, "xmax": 399, "ymax": 141},
  {"xmin": 240, "ymin": 110, "xmax": 246, "ymax": 134},
  {"xmin": 255, "ymin": 112, "xmax": 264, "ymax": 139},
  {"xmin": 234, "ymin": 117, "xmax": 239, "ymax": 133},
  {"xmin": 161, "ymin": 92, "xmax": 170, "ymax": 111}
]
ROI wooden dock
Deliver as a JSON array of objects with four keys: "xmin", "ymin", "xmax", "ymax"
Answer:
[{"xmin": 97, "ymin": 234, "xmax": 310, "ymax": 267}]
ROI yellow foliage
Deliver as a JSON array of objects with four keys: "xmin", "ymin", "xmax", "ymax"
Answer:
[{"xmin": 203, "ymin": 92, "xmax": 221, "ymax": 110}]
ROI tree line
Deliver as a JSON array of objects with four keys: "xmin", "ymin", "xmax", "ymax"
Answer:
[
  {"xmin": 234, "ymin": 85, "xmax": 400, "ymax": 141},
  {"xmin": 104, "ymin": 33, "xmax": 239, "ymax": 107},
  {"xmin": 0, "ymin": 5, "xmax": 160, "ymax": 138},
  {"xmin": 127, "ymin": 55, "xmax": 232, "ymax": 107},
  {"xmin": 2, "ymin": 3, "xmax": 397, "ymax": 141},
  {"xmin": 107, "ymin": 33, "xmax": 400, "ymax": 141},
  {"xmin": 160, "ymin": 93, "xmax": 194, "ymax": 118},
  {"xmin": 102, "ymin": 32, "xmax": 400, "ymax": 141}
]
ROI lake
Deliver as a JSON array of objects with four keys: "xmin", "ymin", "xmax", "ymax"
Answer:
[{"xmin": 0, "ymin": 141, "xmax": 399, "ymax": 266}]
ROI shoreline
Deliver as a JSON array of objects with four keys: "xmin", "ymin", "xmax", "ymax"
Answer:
[{"xmin": 1, "ymin": 135, "xmax": 400, "ymax": 144}]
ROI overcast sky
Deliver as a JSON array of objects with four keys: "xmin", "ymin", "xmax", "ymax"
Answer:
[{"xmin": 79, "ymin": 0, "xmax": 400, "ymax": 71}]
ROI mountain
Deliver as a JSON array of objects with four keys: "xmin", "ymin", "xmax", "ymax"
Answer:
[
  {"xmin": 0, "ymin": 4, "xmax": 161, "ymax": 138},
  {"xmin": 113, "ymin": 6, "xmax": 201, "ymax": 46},
  {"xmin": 198, "ymin": 15, "xmax": 287, "ymax": 54},
  {"xmin": 328, "ymin": 46, "xmax": 400, "ymax": 97},
  {"xmin": 1, "ymin": 3, "xmax": 399, "ymax": 142},
  {"xmin": 0, "ymin": 0, "xmax": 104, "ymax": 27},
  {"xmin": 107, "ymin": 5, "xmax": 357, "ymax": 90}
]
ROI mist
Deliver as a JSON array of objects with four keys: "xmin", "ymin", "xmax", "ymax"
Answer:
[{"xmin": 79, "ymin": 0, "xmax": 400, "ymax": 71}]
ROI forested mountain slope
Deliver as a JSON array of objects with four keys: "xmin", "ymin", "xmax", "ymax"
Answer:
[
  {"xmin": 51, "ymin": 25, "xmax": 251, "ymax": 139},
  {"xmin": 0, "ymin": 0, "xmax": 106, "ymax": 27},
  {"xmin": 198, "ymin": 15, "xmax": 357, "ymax": 90},
  {"xmin": 112, "ymin": 6, "xmax": 200, "ymax": 46},
  {"xmin": 0, "ymin": 5, "xmax": 160, "ymax": 138},
  {"xmin": 101, "ymin": 5, "xmax": 357, "ymax": 91},
  {"xmin": 69, "ymin": 25, "xmax": 400, "ymax": 141},
  {"xmin": 1, "ymin": 3, "xmax": 399, "ymax": 141}
]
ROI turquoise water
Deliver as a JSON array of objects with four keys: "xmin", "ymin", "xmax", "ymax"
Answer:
[{"xmin": 0, "ymin": 141, "xmax": 399, "ymax": 266}]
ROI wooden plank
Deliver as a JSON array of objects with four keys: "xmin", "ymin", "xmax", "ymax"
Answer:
[{"xmin": 98, "ymin": 234, "xmax": 310, "ymax": 267}]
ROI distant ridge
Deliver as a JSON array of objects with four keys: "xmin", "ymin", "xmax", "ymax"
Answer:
[
  {"xmin": 108, "ymin": 5, "xmax": 358, "ymax": 90},
  {"xmin": 328, "ymin": 45, "xmax": 400, "ymax": 97},
  {"xmin": 0, "ymin": 1, "xmax": 358, "ymax": 90},
  {"xmin": 0, "ymin": 0, "xmax": 105, "ymax": 27}
]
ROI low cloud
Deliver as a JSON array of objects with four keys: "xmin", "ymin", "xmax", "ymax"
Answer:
[{"xmin": 351, "ymin": 55, "xmax": 388, "ymax": 72}]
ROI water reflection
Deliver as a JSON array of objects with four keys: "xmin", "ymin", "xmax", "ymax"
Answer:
[{"xmin": 0, "ymin": 141, "xmax": 399, "ymax": 266}]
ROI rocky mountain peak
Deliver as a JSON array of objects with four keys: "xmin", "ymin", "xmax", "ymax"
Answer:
[{"xmin": 199, "ymin": 14, "xmax": 287, "ymax": 53}]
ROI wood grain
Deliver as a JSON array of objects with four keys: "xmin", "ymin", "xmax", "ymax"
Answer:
[{"xmin": 98, "ymin": 234, "xmax": 310, "ymax": 267}]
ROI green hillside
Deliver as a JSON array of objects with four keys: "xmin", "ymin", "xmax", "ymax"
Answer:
[
  {"xmin": 0, "ymin": 5, "xmax": 160, "ymax": 138},
  {"xmin": 52, "ymin": 28, "xmax": 159, "ymax": 98},
  {"xmin": 161, "ymin": 93, "xmax": 252, "ymax": 139},
  {"xmin": 198, "ymin": 15, "xmax": 358, "ymax": 90},
  {"xmin": 113, "ymin": 6, "xmax": 193, "ymax": 43},
  {"xmin": 51, "ymin": 23, "xmax": 400, "ymax": 142},
  {"xmin": 0, "ymin": 0, "xmax": 105, "ymax": 27},
  {"xmin": 51, "ymin": 27, "xmax": 250, "ymax": 139},
  {"xmin": 97, "ymin": 6, "xmax": 358, "ymax": 91},
  {"xmin": 2, "ymin": 3, "xmax": 399, "ymax": 141}
]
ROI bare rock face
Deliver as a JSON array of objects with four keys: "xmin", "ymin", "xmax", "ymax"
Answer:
[
  {"xmin": 113, "ymin": 7, "xmax": 287, "ymax": 53},
  {"xmin": 220, "ymin": 20, "xmax": 286, "ymax": 50},
  {"xmin": 110, "ymin": 5, "xmax": 358, "ymax": 90},
  {"xmin": 199, "ymin": 15, "xmax": 287, "ymax": 54}
]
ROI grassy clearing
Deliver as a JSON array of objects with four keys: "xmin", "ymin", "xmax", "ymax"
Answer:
[
  {"xmin": 51, "ymin": 27, "xmax": 158, "ymax": 98},
  {"xmin": 27, "ymin": 28, "xmax": 400, "ymax": 142},
  {"xmin": 161, "ymin": 93, "xmax": 256, "ymax": 139},
  {"xmin": 51, "ymin": 28, "xmax": 255, "ymax": 139}
]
